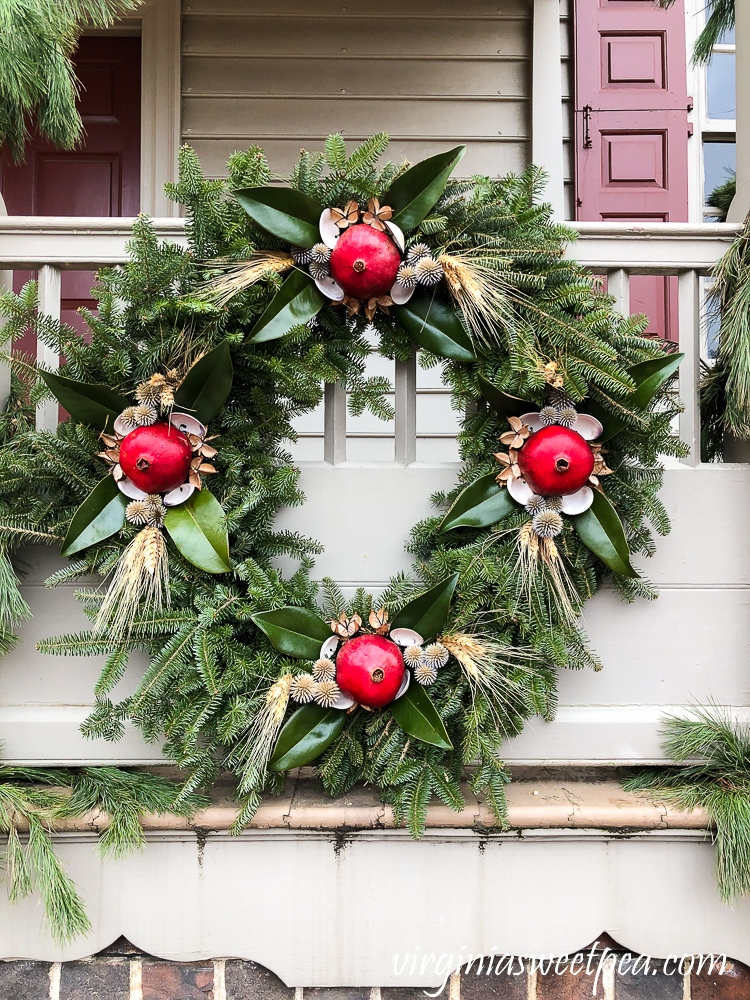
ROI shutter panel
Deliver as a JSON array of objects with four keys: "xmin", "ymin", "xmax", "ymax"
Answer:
[{"xmin": 574, "ymin": 0, "xmax": 690, "ymax": 340}]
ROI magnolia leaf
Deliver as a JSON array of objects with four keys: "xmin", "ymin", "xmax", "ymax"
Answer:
[
  {"xmin": 249, "ymin": 269, "xmax": 325, "ymax": 343},
  {"xmin": 439, "ymin": 473, "xmax": 517, "ymax": 532},
  {"xmin": 572, "ymin": 489, "xmax": 638, "ymax": 578},
  {"xmin": 269, "ymin": 704, "xmax": 347, "ymax": 770},
  {"xmin": 393, "ymin": 291, "xmax": 476, "ymax": 362},
  {"xmin": 585, "ymin": 353, "xmax": 684, "ymax": 442},
  {"xmin": 253, "ymin": 607, "xmax": 330, "ymax": 660},
  {"xmin": 477, "ymin": 375, "xmax": 532, "ymax": 420},
  {"xmin": 61, "ymin": 476, "xmax": 127, "ymax": 557},
  {"xmin": 39, "ymin": 372, "xmax": 129, "ymax": 431},
  {"xmin": 234, "ymin": 186, "xmax": 322, "ymax": 247},
  {"xmin": 385, "ymin": 145, "xmax": 466, "ymax": 231},
  {"xmin": 391, "ymin": 574, "xmax": 459, "ymax": 643},
  {"xmin": 390, "ymin": 683, "xmax": 452, "ymax": 749},
  {"xmin": 174, "ymin": 342, "xmax": 233, "ymax": 424},
  {"xmin": 164, "ymin": 489, "xmax": 230, "ymax": 574}
]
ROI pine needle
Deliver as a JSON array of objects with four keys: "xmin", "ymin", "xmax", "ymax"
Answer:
[{"xmin": 624, "ymin": 706, "xmax": 750, "ymax": 901}]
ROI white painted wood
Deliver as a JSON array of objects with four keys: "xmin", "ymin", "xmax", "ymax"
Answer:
[
  {"xmin": 0, "ymin": 218, "xmax": 187, "ymax": 269},
  {"xmin": 0, "ymin": 268, "xmax": 10, "ymax": 418},
  {"xmin": 0, "ymin": 219, "xmax": 735, "ymax": 273},
  {"xmin": 394, "ymin": 354, "xmax": 417, "ymax": 466},
  {"xmin": 36, "ymin": 266, "xmax": 61, "ymax": 433},
  {"xmin": 532, "ymin": 0, "xmax": 565, "ymax": 219},
  {"xmin": 568, "ymin": 222, "xmax": 741, "ymax": 273},
  {"xmin": 727, "ymin": 0, "xmax": 749, "ymax": 221},
  {"xmin": 140, "ymin": 0, "xmax": 182, "ymax": 217},
  {"xmin": 678, "ymin": 270, "xmax": 701, "ymax": 466},
  {"xmin": 1, "ymin": 829, "xmax": 749, "ymax": 981},
  {"xmin": 607, "ymin": 269, "xmax": 629, "ymax": 315},
  {"xmin": 0, "ymin": 191, "xmax": 10, "ymax": 417},
  {"xmin": 324, "ymin": 381, "xmax": 347, "ymax": 465}
]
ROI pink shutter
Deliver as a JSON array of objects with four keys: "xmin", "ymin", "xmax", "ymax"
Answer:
[{"xmin": 574, "ymin": 0, "xmax": 691, "ymax": 341}]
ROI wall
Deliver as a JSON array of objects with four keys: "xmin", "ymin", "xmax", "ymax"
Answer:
[{"xmin": 180, "ymin": 0, "xmax": 533, "ymax": 181}]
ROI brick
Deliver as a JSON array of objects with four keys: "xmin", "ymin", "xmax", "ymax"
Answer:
[
  {"xmin": 536, "ymin": 951, "xmax": 617, "ymax": 999},
  {"xmin": 96, "ymin": 936, "xmax": 143, "ymax": 957},
  {"xmin": 615, "ymin": 957, "xmax": 683, "ymax": 999},
  {"xmin": 382, "ymin": 988, "xmax": 440, "ymax": 1000},
  {"xmin": 142, "ymin": 960, "xmax": 214, "ymax": 1000},
  {"xmin": 224, "ymin": 960, "xmax": 294, "ymax": 1000},
  {"xmin": 461, "ymin": 957, "xmax": 527, "ymax": 999},
  {"xmin": 0, "ymin": 960, "xmax": 51, "ymax": 1000},
  {"xmin": 691, "ymin": 957, "xmax": 750, "ymax": 999},
  {"xmin": 303, "ymin": 990, "xmax": 370, "ymax": 999},
  {"xmin": 60, "ymin": 959, "xmax": 130, "ymax": 1000}
]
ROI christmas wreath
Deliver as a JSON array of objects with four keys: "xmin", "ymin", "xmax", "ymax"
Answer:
[{"xmin": 0, "ymin": 134, "xmax": 685, "ymax": 838}]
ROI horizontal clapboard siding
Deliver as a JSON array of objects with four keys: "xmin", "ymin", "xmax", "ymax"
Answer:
[{"xmin": 181, "ymin": 0, "xmax": 532, "ymax": 178}]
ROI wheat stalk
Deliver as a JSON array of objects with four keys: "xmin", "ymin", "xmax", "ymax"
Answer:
[
  {"xmin": 94, "ymin": 526, "xmax": 169, "ymax": 638},
  {"xmin": 200, "ymin": 252, "xmax": 295, "ymax": 306}
]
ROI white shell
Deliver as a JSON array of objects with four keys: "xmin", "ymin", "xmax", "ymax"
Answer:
[
  {"xmin": 507, "ymin": 476, "xmax": 536, "ymax": 506},
  {"xmin": 394, "ymin": 669, "xmax": 411, "ymax": 701},
  {"xmin": 319, "ymin": 209, "xmax": 341, "ymax": 250},
  {"xmin": 573, "ymin": 413, "xmax": 604, "ymax": 441},
  {"xmin": 385, "ymin": 220, "xmax": 405, "ymax": 252},
  {"xmin": 389, "ymin": 280, "xmax": 415, "ymax": 306},
  {"xmin": 314, "ymin": 275, "xmax": 345, "ymax": 301},
  {"xmin": 320, "ymin": 635, "xmax": 339, "ymax": 660},
  {"xmin": 163, "ymin": 483, "xmax": 196, "ymax": 507},
  {"xmin": 559, "ymin": 486, "xmax": 594, "ymax": 515},
  {"xmin": 331, "ymin": 690, "xmax": 356, "ymax": 711},
  {"xmin": 390, "ymin": 627, "xmax": 424, "ymax": 647},
  {"xmin": 170, "ymin": 412, "xmax": 206, "ymax": 438},
  {"xmin": 520, "ymin": 411, "xmax": 544, "ymax": 433},
  {"xmin": 116, "ymin": 477, "xmax": 149, "ymax": 500},
  {"xmin": 114, "ymin": 414, "xmax": 134, "ymax": 437}
]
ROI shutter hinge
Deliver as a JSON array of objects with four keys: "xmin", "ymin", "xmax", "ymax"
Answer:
[{"xmin": 582, "ymin": 105, "xmax": 593, "ymax": 149}]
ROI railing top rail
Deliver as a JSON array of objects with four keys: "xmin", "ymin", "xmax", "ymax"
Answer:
[{"xmin": 0, "ymin": 217, "xmax": 739, "ymax": 273}]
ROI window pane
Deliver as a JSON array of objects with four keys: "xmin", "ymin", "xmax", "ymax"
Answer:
[
  {"xmin": 707, "ymin": 52, "xmax": 736, "ymax": 118},
  {"xmin": 717, "ymin": 26, "xmax": 735, "ymax": 43},
  {"xmin": 703, "ymin": 142, "xmax": 736, "ymax": 203}
]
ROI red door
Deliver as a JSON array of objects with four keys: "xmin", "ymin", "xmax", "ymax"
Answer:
[
  {"xmin": 574, "ymin": 0, "xmax": 690, "ymax": 341},
  {"xmin": 1, "ymin": 36, "xmax": 141, "ymax": 345}
]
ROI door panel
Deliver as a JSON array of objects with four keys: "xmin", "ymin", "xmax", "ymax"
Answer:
[
  {"xmin": 574, "ymin": 0, "xmax": 689, "ymax": 341},
  {"xmin": 1, "ymin": 36, "xmax": 141, "ymax": 357}
]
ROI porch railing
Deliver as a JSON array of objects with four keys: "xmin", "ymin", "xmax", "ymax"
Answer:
[{"xmin": 0, "ymin": 218, "xmax": 742, "ymax": 466}]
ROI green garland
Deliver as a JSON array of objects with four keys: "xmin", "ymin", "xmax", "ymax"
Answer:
[{"xmin": 0, "ymin": 136, "xmax": 683, "ymax": 849}]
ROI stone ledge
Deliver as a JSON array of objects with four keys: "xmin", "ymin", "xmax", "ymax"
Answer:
[{"xmin": 21, "ymin": 772, "xmax": 709, "ymax": 834}]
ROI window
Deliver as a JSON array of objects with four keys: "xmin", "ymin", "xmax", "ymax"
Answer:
[{"xmin": 687, "ymin": 1, "xmax": 736, "ymax": 219}]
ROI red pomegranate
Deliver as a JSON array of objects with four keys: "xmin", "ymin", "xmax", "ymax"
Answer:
[
  {"xmin": 517, "ymin": 425, "xmax": 594, "ymax": 496},
  {"xmin": 329, "ymin": 225, "xmax": 401, "ymax": 299},
  {"xmin": 119, "ymin": 422, "xmax": 193, "ymax": 494},
  {"xmin": 335, "ymin": 634, "xmax": 405, "ymax": 709}
]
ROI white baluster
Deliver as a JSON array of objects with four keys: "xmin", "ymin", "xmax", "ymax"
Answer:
[
  {"xmin": 36, "ymin": 264, "xmax": 62, "ymax": 433},
  {"xmin": 0, "ymin": 269, "xmax": 11, "ymax": 418},
  {"xmin": 394, "ymin": 352, "xmax": 417, "ymax": 466},
  {"xmin": 607, "ymin": 268, "xmax": 630, "ymax": 316},
  {"xmin": 324, "ymin": 379, "xmax": 346, "ymax": 465},
  {"xmin": 678, "ymin": 269, "xmax": 701, "ymax": 467}
]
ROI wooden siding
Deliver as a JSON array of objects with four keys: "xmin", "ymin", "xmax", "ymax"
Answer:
[{"xmin": 181, "ymin": 0, "xmax": 532, "ymax": 179}]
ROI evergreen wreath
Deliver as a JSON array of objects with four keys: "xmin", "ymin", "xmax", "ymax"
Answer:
[{"xmin": 0, "ymin": 135, "xmax": 684, "ymax": 846}]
